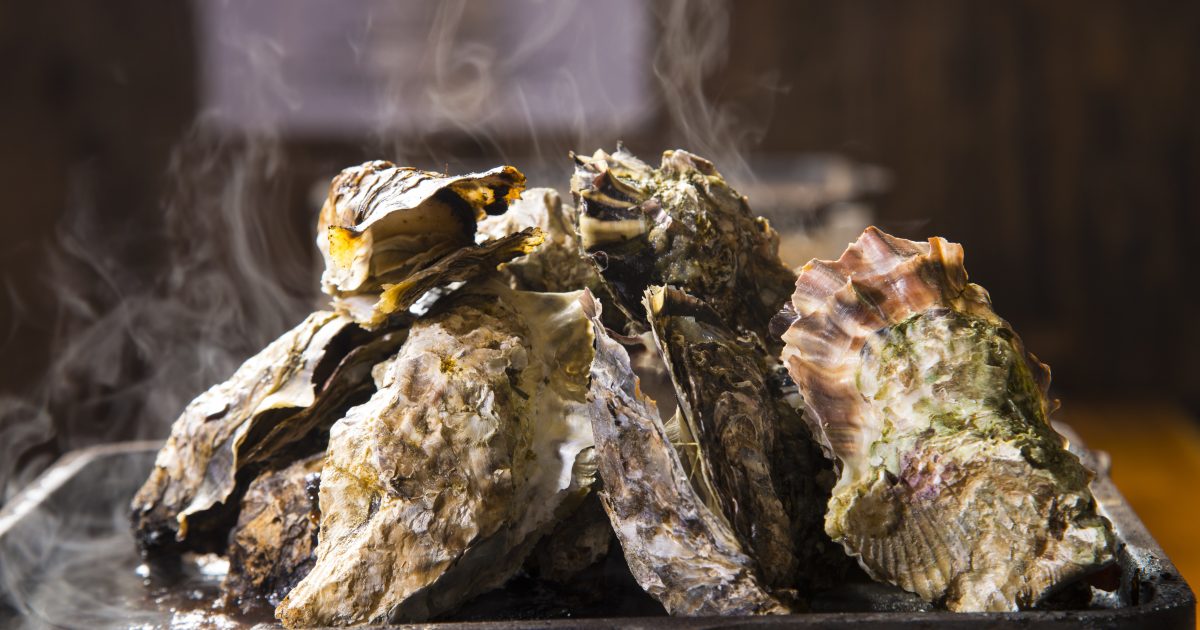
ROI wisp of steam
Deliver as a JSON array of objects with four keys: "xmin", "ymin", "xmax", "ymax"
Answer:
[{"xmin": 0, "ymin": 1, "xmax": 782, "ymax": 626}]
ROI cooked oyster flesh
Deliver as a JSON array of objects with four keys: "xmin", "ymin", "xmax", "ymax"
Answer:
[
  {"xmin": 130, "ymin": 312, "xmax": 393, "ymax": 556},
  {"xmin": 276, "ymin": 284, "xmax": 599, "ymax": 626},
  {"xmin": 222, "ymin": 453, "xmax": 323, "ymax": 612},
  {"xmin": 318, "ymin": 161, "xmax": 525, "ymax": 296},
  {"xmin": 581, "ymin": 292, "xmax": 790, "ymax": 616},
  {"xmin": 570, "ymin": 146, "xmax": 795, "ymax": 346},
  {"xmin": 777, "ymin": 227, "xmax": 1116, "ymax": 611}
]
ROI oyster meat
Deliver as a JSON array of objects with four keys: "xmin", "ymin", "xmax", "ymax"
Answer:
[
  {"xmin": 276, "ymin": 285, "xmax": 600, "ymax": 626},
  {"xmin": 130, "ymin": 312, "xmax": 398, "ymax": 557},
  {"xmin": 571, "ymin": 146, "xmax": 796, "ymax": 345},
  {"xmin": 776, "ymin": 227, "xmax": 1116, "ymax": 611},
  {"xmin": 222, "ymin": 453, "xmax": 323, "ymax": 612},
  {"xmin": 582, "ymin": 293, "xmax": 790, "ymax": 616}
]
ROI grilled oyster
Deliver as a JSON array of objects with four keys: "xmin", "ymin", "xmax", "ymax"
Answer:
[
  {"xmin": 221, "ymin": 453, "xmax": 323, "ymax": 613},
  {"xmin": 130, "ymin": 312, "xmax": 403, "ymax": 557},
  {"xmin": 645, "ymin": 285, "xmax": 836, "ymax": 591},
  {"xmin": 317, "ymin": 161, "xmax": 539, "ymax": 329},
  {"xmin": 776, "ymin": 227, "xmax": 1116, "ymax": 611},
  {"xmin": 477, "ymin": 187, "xmax": 598, "ymax": 293},
  {"xmin": 276, "ymin": 284, "xmax": 600, "ymax": 626},
  {"xmin": 582, "ymin": 292, "xmax": 790, "ymax": 616},
  {"xmin": 318, "ymin": 160, "xmax": 525, "ymax": 296},
  {"xmin": 571, "ymin": 146, "xmax": 795, "ymax": 345}
]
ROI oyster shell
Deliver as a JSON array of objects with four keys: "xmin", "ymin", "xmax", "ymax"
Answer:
[
  {"xmin": 776, "ymin": 227, "xmax": 1116, "ymax": 611},
  {"xmin": 582, "ymin": 292, "xmax": 790, "ymax": 616},
  {"xmin": 477, "ymin": 187, "xmax": 598, "ymax": 293},
  {"xmin": 130, "ymin": 312, "xmax": 401, "ymax": 557},
  {"xmin": 221, "ymin": 453, "xmax": 323, "ymax": 613},
  {"xmin": 318, "ymin": 160, "xmax": 525, "ymax": 296},
  {"xmin": 276, "ymin": 284, "xmax": 600, "ymax": 626},
  {"xmin": 645, "ymin": 285, "xmax": 837, "ymax": 591},
  {"xmin": 331, "ymin": 228, "xmax": 544, "ymax": 329},
  {"xmin": 570, "ymin": 146, "xmax": 795, "ymax": 346}
]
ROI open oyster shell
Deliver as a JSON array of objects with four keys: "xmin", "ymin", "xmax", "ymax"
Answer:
[
  {"xmin": 582, "ymin": 292, "xmax": 790, "ymax": 616},
  {"xmin": 570, "ymin": 146, "xmax": 795, "ymax": 346},
  {"xmin": 318, "ymin": 160, "xmax": 525, "ymax": 296},
  {"xmin": 130, "ymin": 312, "xmax": 403, "ymax": 557},
  {"xmin": 776, "ymin": 227, "xmax": 1116, "ymax": 611},
  {"xmin": 221, "ymin": 453, "xmax": 323, "ymax": 613},
  {"xmin": 276, "ymin": 284, "xmax": 601, "ymax": 626}
]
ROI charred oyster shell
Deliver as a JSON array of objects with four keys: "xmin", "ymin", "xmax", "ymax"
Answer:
[
  {"xmin": 571, "ymin": 146, "xmax": 795, "ymax": 346},
  {"xmin": 276, "ymin": 284, "xmax": 600, "ymax": 626},
  {"xmin": 130, "ymin": 312, "xmax": 402, "ymax": 557},
  {"xmin": 776, "ymin": 227, "xmax": 1116, "ymax": 611},
  {"xmin": 582, "ymin": 292, "xmax": 790, "ymax": 616},
  {"xmin": 221, "ymin": 453, "xmax": 323, "ymax": 613},
  {"xmin": 318, "ymin": 160, "xmax": 525, "ymax": 296}
]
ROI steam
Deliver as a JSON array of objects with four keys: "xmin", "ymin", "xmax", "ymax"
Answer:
[{"xmin": 0, "ymin": 1, "xmax": 778, "ymax": 626}]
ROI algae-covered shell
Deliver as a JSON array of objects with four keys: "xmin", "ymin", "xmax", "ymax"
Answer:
[
  {"xmin": 317, "ymin": 161, "xmax": 525, "ymax": 297},
  {"xmin": 777, "ymin": 227, "xmax": 1115, "ymax": 611}
]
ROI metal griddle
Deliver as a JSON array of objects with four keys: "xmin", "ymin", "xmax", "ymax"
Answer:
[{"xmin": 0, "ymin": 428, "xmax": 1193, "ymax": 629}]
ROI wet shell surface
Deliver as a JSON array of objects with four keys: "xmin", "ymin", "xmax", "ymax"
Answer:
[
  {"xmin": 276, "ymin": 284, "xmax": 601, "ymax": 626},
  {"xmin": 777, "ymin": 226, "xmax": 1116, "ymax": 611}
]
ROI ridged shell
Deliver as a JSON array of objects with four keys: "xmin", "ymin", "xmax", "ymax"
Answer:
[
  {"xmin": 777, "ymin": 227, "xmax": 1115, "ymax": 611},
  {"xmin": 570, "ymin": 146, "xmax": 795, "ymax": 347},
  {"xmin": 318, "ymin": 161, "xmax": 525, "ymax": 296},
  {"xmin": 130, "ymin": 312, "xmax": 401, "ymax": 557},
  {"xmin": 276, "ymin": 284, "xmax": 600, "ymax": 626},
  {"xmin": 582, "ymin": 291, "xmax": 790, "ymax": 616}
]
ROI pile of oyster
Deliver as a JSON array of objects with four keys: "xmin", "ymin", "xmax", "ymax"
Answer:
[{"xmin": 131, "ymin": 147, "xmax": 1116, "ymax": 626}]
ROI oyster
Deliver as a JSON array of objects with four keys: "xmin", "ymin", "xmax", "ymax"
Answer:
[
  {"xmin": 477, "ymin": 187, "xmax": 598, "ymax": 292},
  {"xmin": 776, "ymin": 227, "xmax": 1116, "ymax": 611},
  {"xmin": 645, "ymin": 285, "xmax": 836, "ymax": 591},
  {"xmin": 130, "ymin": 312, "xmax": 402, "ymax": 557},
  {"xmin": 571, "ymin": 146, "xmax": 795, "ymax": 345},
  {"xmin": 582, "ymin": 292, "xmax": 790, "ymax": 616},
  {"xmin": 222, "ymin": 453, "xmax": 323, "ymax": 612},
  {"xmin": 276, "ymin": 284, "xmax": 599, "ymax": 626},
  {"xmin": 318, "ymin": 160, "xmax": 525, "ymax": 296}
]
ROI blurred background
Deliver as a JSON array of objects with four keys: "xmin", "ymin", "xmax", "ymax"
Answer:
[{"xmin": 1, "ymin": 0, "xmax": 1198, "ymax": 601}]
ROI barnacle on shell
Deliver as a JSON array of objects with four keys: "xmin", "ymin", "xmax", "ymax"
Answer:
[{"xmin": 776, "ymin": 226, "xmax": 1116, "ymax": 611}]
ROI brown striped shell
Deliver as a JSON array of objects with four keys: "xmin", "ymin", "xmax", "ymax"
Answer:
[{"xmin": 777, "ymin": 227, "xmax": 1115, "ymax": 611}]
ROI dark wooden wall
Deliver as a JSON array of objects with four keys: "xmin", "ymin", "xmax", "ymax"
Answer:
[
  {"xmin": 2, "ymin": 0, "xmax": 1198, "ymax": 457},
  {"xmin": 716, "ymin": 1, "xmax": 1200, "ymax": 407}
]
